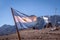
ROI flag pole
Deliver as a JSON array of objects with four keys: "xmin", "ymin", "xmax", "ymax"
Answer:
[{"xmin": 11, "ymin": 8, "xmax": 21, "ymax": 40}]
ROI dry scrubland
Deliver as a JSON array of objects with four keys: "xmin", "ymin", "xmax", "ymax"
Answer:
[{"xmin": 0, "ymin": 27, "xmax": 60, "ymax": 40}]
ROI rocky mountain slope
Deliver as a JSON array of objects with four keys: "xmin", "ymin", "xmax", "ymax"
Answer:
[
  {"xmin": 0, "ymin": 27, "xmax": 60, "ymax": 40},
  {"xmin": 0, "ymin": 15, "xmax": 60, "ymax": 36}
]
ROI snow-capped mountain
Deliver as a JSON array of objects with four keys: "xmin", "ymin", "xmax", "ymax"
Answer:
[{"xmin": 0, "ymin": 15, "xmax": 60, "ymax": 36}]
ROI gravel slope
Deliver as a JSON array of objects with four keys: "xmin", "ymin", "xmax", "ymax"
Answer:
[{"xmin": 0, "ymin": 27, "xmax": 60, "ymax": 40}]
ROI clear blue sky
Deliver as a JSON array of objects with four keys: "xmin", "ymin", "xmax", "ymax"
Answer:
[{"xmin": 0, "ymin": 0, "xmax": 60, "ymax": 26}]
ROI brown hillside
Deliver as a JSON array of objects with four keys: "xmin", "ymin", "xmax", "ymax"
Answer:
[{"xmin": 0, "ymin": 27, "xmax": 60, "ymax": 40}]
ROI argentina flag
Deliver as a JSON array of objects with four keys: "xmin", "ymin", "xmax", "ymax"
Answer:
[{"xmin": 11, "ymin": 8, "xmax": 37, "ymax": 29}]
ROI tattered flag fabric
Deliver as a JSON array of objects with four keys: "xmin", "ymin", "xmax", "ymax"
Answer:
[{"xmin": 12, "ymin": 8, "xmax": 37, "ymax": 29}]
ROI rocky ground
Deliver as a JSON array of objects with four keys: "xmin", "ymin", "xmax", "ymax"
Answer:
[{"xmin": 0, "ymin": 27, "xmax": 60, "ymax": 40}]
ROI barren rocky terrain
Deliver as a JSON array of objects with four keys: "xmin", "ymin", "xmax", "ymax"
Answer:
[{"xmin": 0, "ymin": 27, "xmax": 60, "ymax": 40}]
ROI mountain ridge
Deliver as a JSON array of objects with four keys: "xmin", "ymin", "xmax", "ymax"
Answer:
[{"xmin": 0, "ymin": 15, "xmax": 60, "ymax": 36}]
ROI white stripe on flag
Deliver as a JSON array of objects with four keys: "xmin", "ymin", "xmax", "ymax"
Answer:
[{"xmin": 14, "ymin": 16, "xmax": 33, "ymax": 23}]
